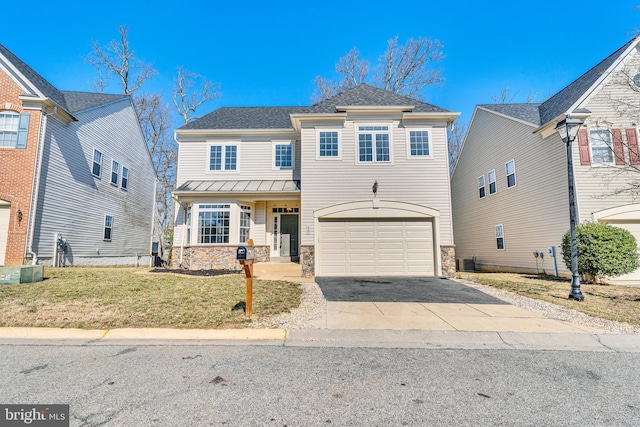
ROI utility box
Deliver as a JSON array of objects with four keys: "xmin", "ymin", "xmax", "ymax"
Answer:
[
  {"xmin": 236, "ymin": 246, "xmax": 256, "ymax": 261},
  {"xmin": 0, "ymin": 265, "xmax": 44, "ymax": 285}
]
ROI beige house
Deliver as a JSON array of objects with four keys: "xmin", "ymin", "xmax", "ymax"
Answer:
[
  {"xmin": 172, "ymin": 84, "xmax": 459, "ymax": 277},
  {"xmin": 451, "ymin": 36, "xmax": 640, "ymax": 284}
]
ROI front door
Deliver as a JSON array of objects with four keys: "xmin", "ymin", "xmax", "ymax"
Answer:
[{"xmin": 280, "ymin": 214, "xmax": 299, "ymax": 257}]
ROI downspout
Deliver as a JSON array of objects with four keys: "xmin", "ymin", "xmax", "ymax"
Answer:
[
  {"xmin": 26, "ymin": 106, "xmax": 55, "ymax": 265},
  {"xmin": 149, "ymin": 178, "xmax": 158, "ymax": 267}
]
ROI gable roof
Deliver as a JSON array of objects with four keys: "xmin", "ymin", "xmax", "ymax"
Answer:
[
  {"xmin": 308, "ymin": 83, "xmax": 451, "ymax": 113},
  {"xmin": 537, "ymin": 37, "xmax": 637, "ymax": 126},
  {"xmin": 477, "ymin": 36, "xmax": 639, "ymax": 127},
  {"xmin": 0, "ymin": 43, "xmax": 128, "ymax": 116},
  {"xmin": 181, "ymin": 83, "xmax": 453, "ymax": 131}
]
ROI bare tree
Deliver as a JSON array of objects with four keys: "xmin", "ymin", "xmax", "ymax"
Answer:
[
  {"xmin": 490, "ymin": 87, "xmax": 538, "ymax": 104},
  {"xmin": 448, "ymin": 120, "xmax": 467, "ymax": 175},
  {"xmin": 312, "ymin": 36, "xmax": 443, "ymax": 101},
  {"xmin": 86, "ymin": 25, "xmax": 157, "ymax": 95},
  {"xmin": 173, "ymin": 67, "xmax": 221, "ymax": 124},
  {"xmin": 312, "ymin": 48, "xmax": 369, "ymax": 102}
]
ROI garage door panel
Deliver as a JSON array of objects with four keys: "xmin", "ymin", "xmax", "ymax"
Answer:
[{"xmin": 318, "ymin": 219, "xmax": 434, "ymax": 276}]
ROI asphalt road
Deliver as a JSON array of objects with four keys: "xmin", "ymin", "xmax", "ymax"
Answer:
[{"xmin": 1, "ymin": 343, "xmax": 639, "ymax": 426}]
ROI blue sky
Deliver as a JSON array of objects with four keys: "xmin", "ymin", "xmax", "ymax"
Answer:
[{"xmin": 2, "ymin": 1, "xmax": 639, "ymax": 126}]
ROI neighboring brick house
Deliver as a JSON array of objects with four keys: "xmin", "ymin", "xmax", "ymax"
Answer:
[
  {"xmin": 0, "ymin": 44, "xmax": 156, "ymax": 266},
  {"xmin": 172, "ymin": 84, "xmax": 459, "ymax": 277}
]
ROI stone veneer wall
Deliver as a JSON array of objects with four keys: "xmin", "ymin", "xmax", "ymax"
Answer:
[
  {"xmin": 440, "ymin": 245, "xmax": 456, "ymax": 278},
  {"xmin": 172, "ymin": 245, "xmax": 270, "ymax": 270},
  {"xmin": 300, "ymin": 245, "xmax": 314, "ymax": 277}
]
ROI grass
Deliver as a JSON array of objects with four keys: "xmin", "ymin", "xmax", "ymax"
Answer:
[
  {"xmin": 0, "ymin": 267, "xmax": 302, "ymax": 329},
  {"xmin": 461, "ymin": 272, "xmax": 640, "ymax": 326}
]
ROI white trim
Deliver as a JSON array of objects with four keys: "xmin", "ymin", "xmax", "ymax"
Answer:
[
  {"xmin": 588, "ymin": 129, "xmax": 615, "ymax": 166},
  {"xmin": 206, "ymin": 142, "xmax": 240, "ymax": 173},
  {"xmin": 104, "ymin": 214, "xmax": 113, "ymax": 241},
  {"xmin": 478, "ymin": 175, "xmax": 486, "ymax": 199},
  {"xmin": 405, "ymin": 128, "xmax": 433, "ymax": 159},
  {"xmin": 495, "ymin": 224, "xmax": 505, "ymax": 250},
  {"xmin": 488, "ymin": 169, "xmax": 497, "ymax": 195},
  {"xmin": 121, "ymin": 165, "xmax": 129, "ymax": 191},
  {"xmin": 272, "ymin": 140, "xmax": 294, "ymax": 170},
  {"xmin": 92, "ymin": 149, "xmax": 103, "ymax": 178},
  {"xmin": 316, "ymin": 129, "xmax": 341, "ymax": 160},
  {"xmin": 505, "ymin": 159, "xmax": 517, "ymax": 188},
  {"xmin": 355, "ymin": 123, "xmax": 393, "ymax": 164},
  {"xmin": 110, "ymin": 159, "xmax": 120, "ymax": 186}
]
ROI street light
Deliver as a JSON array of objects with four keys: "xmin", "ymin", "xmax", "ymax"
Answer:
[{"xmin": 555, "ymin": 114, "xmax": 585, "ymax": 301}]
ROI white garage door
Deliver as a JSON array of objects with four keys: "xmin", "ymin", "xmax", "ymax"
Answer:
[
  {"xmin": 607, "ymin": 221, "xmax": 640, "ymax": 284},
  {"xmin": 318, "ymin": 219, "xmax": 434, "ymax": 276},
  {"xmin": 0, "ymin": 205, "xmax": 9, "ymax": 266}
]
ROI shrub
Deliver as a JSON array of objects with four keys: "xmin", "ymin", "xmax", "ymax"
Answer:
[{"xmin": 561, "ymin": 222, "xmax": 639, "ymax": 281}]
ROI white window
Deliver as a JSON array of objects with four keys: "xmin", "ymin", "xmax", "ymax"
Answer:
[
  {"xmin": 505, "ymin": 159, "xmax": 516, "ymax": 188},
  {"xmin": 121, "ymin": 166, "xmax": 129, "ymax": 190},
  {"xmin": 239, "ymin": 205, "xmax": 252, "ymax": 243},
  {"xmin": 478, "ymin": 175, "xmax": 486, "ymax": 199},
  {"xmin": 111, "ymin": 160, "xmax": 120, "ymax": 185},
  {"xmin": 318, "ymin": 131, "xmax": 340, "ymax": 158},
  {"xmin": 488, "ymin": 169, "xmax": 497, "ymax": 195},
  {"xmin": 104, "ymin": 215, "xmax": 113, "ymax": 241},
  {"xmin": 92, "ymin": 149, "xmax": 103, "ymax": 177},
  {"xmin": 408, "ymin": 130, "xmax": 431, "ymax": 157},
  {"xmin": 198, "ymin": 204, "xmax": 231, "ymax": 244},
  {"xmin": 209, "ymin": 145, "xmax": 238, "ymax": 171},
  {"xmin": 274, "ymin": 143, "xmax": 293, "ymax": 169},
  {"xmin": 495, "ymin": 224, "xmax": 504, "ymax": 250},
  {"xmin": 590, "ymin": 130, "xmax": 614, "ymax": 164},
  {"xmin": 357, "ymin": 125, "xmax": 390, "ymax": 163},
  {"xmin": 0, "ymin": 111, "xmax": 19, "ymax": 147},
  {"xmin": 185, "ymin": 206, "xmax": 192, "ymax": 245}
]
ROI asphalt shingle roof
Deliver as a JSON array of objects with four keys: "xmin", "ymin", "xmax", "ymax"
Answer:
[
  {"xmin": 308, "ymin": 83, "xmax": 451, "ymax": 113},
  {"xmin": 180, "ymin": 106, "xmax": 309, "ymax": 130},
  {"xmin": 483, "ymin": 37, "xmax": 638, "ymax": 127},
  {"xmin": 61, "ymin": 91, "xmax": 128, "ymax": 113},
  {"xmin": 479, "ymin": 103, "xmax": 541, "ymax": 125},
  {"xmin": 182, "ymin": 83, "xmax": 452, "ymax": 130},
  {"xmin": 0, "ymin": 44, "xmax": 127, "ymax": 115}
]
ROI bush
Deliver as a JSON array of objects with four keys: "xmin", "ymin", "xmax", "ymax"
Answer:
[{"xmin": 561, "ymin": 222, "xmax": 639, "ymax": 281}]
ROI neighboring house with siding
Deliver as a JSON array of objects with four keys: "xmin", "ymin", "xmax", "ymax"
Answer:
[
  {"xmin": 451, "ymin": 36, "xmax": 640, "ymax": 284},
  {"xmin": 172, "ymin": 84, "xmax": 459, "ymax": 277},
  {"xmin": 0, "ymin": 43, "xmax": 156, "ymax": 267}
]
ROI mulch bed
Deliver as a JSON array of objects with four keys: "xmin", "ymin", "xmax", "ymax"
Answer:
[{"xmin": 149, "ymin": 268, "xmax": 241, "ymax": 277}]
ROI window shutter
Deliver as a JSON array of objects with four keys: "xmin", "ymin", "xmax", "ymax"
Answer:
[
  {"xmin": 16, "ymin": 113, "xmax": 30, "ymax": 149},
  {"xmin": 627, "ymin": 128, "xmax": 640, "ymax": 165},
  {"xmin": 612, "ymin": 129, "xmax": 625, "ymax": 165},
  {"xmin": 577, "ymin": 129, "xmax": 591, "ymax": 165}
]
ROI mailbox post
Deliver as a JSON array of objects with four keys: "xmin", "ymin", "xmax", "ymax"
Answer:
[{"xmin": 236, "ymin": 239, "xmax": 256, "ymax": 317}]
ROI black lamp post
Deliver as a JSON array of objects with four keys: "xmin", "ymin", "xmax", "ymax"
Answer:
[{"xmin": 555, "ymin": 114, "xmax": 585, "ymax": 301}]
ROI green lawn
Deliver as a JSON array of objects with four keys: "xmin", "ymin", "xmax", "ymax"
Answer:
[{"xmin": 0, "ymin": 267, "xmax": 302, "ymax": 329}]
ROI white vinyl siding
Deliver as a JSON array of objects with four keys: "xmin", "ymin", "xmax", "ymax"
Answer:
[
  {"xmin": 30, "ymin": 98, "xmax": 156, "ymax": 263},
  {"xmin": 318, "ymin": 219, "xmax": 434, "ymax": 276}
]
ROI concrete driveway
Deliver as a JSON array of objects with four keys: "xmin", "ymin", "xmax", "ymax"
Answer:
[{"xmin": 315, "ymin": 276, "xmax": 509, "ymax": 304}]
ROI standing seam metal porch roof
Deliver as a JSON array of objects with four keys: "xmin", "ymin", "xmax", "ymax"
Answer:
[{"xmin": 174, "ymin": 180, "xmax": 301, "ymax": 194}]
